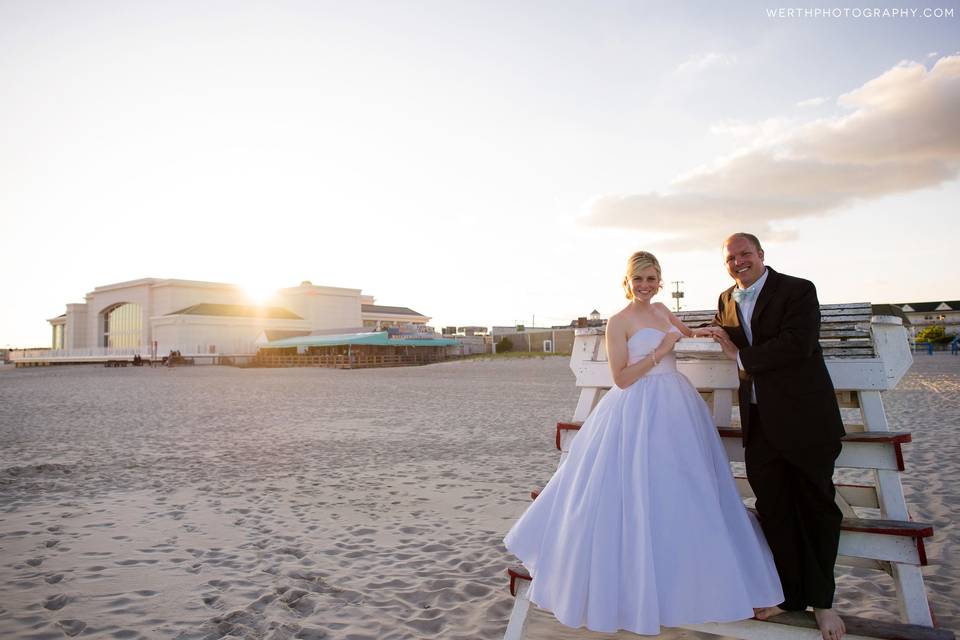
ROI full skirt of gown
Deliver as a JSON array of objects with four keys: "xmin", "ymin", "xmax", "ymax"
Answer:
[{"xmin": 503, "ymin": 328, "xmax": 783, "ymax": 634}]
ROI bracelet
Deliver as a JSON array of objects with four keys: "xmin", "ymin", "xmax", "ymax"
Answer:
[{"xmin": 650, "ymin": 351, "xmax": 658, "ymax": 366}]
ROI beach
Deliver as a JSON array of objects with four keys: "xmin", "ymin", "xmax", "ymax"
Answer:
[{"xmin": 0, "ymin": 355, "xmax": 957, "ymax": 639}]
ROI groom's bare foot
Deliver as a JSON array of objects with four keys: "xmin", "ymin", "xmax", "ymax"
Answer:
[
  {"xmin": 753, "ymin": 605, "xmax": 786, "ymax": 620},
  {"xmin": 814, "ymin": 608, "xmax": 846, "ymax": 640}
]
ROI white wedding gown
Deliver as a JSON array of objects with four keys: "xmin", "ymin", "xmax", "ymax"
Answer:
[{"xmin": 504, "ymin": 327, "xmax": 783, "ymax": 635}]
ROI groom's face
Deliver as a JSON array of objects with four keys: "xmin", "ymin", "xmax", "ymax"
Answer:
[{"xmin": 723, "ymin": 236, "xmax": 765, "ymax": 288}]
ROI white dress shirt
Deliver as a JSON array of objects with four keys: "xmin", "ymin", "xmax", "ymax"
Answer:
[{"xmin": 735, "ymin": 267, "xmax": 769, "ymax": 403}]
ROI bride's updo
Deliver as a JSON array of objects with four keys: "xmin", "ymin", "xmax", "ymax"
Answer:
[{"xmin": 622, "ymin": 251, "xmax": 662, "ymax": 300}]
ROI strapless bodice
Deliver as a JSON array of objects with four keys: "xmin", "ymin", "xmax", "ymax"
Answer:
[{"xmin": 627, "ymin": 327, "xmax": 678, "ymax": 375}]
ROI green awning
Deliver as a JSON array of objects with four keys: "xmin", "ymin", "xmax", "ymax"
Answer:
[{"xmin": 261, "ymin": 331, "xmax": 458, "ymax": 349}]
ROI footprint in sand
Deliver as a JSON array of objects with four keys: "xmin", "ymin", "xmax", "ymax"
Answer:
[
  {"xmin": 43, "ymin": 593, "xmax": 72, "ymax": 610},
  {"xmin": 56, "ymin": 619, "xmax": 86, "ymax": 637},
  {"xmin": 246, "ymin": 591, "xmax": 276, "ymax": 613},
  {"xmin": 277, "ymin": 588, "xmax": 315, "ymax": 616},
  {"xmin": 45, "ymin": 573, "xmax": 65, "ymax": 584},
  {"xmin": 201, "ymin": 594, "xmax": 221, "ymax": 608}
]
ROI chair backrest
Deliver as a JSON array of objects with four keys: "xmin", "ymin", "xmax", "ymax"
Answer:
[
  {"xmin": 572, "ymin": 303, "xmax": 912, "ymax": 393},
  {"xmin": 677, "ymin": 302, "xmax": 876, "ymax": 358}
]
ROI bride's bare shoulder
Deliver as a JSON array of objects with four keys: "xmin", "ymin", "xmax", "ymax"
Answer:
[
  {"xmin": 610, "ymin": 303, "xmax": 637, "ymax": 321},
  {"xmin": 607, "ymin": 306, "xmax": 632, "ymax": 328},
  {"xmin": 607, "ymin": 305, "xmax": 639, "ymax": 338}
]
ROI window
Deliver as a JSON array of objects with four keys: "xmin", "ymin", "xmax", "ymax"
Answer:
[{"xmin": 103, "ymin": 303, "xmax": 143, "ymax": 348}]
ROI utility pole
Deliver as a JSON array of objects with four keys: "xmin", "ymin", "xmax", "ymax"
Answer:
[{"xmin": 671, "ymin": 281, "xmax": 685, "ymax": 313}]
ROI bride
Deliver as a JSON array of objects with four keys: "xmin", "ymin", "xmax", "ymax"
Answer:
[{"xmin": 504, "ymin": 250, "xmax": 783, "ymax": 634}]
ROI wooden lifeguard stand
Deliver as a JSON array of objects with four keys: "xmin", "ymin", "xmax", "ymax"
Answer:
[{"xmin": 504, "ymin": 304, "xmax": 952, "ymax": 640}]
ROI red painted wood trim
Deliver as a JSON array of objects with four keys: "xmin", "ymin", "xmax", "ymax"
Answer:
[
  {"xmin": 917, "ymin": 537, "xmax": 928, "ymax": 566},
  {"xmin": 733, "ymin": 474, "xmax": 874, "ymax": 492},
  {"xmin": 895, "ymin": 442, "xmax": 906, "ymax": 472},
  {"xmin": 840, "ymin": 520, "xmax": 934, "ymax": 539},
  {"xmin": 561, "ymin": 421, "xmax": 910, "ymax": 452},
  {"xmin": 718, "ymin": 427, "xmax": 912, "ymax": 446},
  {"xmin": 748, "ymin": 508, "xmax": 933, "ymax": 548},
  {"xmin": 507, "ymin": 566, "xmax": 531, "ymax": 596},
  {"xmin": 717, "ymin": 427, "xmax": 743, "ymax": 439},
  {"xmin": 844, "ymin": 432, "xmax": 912, "ymax": 445},
  {"xmin": 555, "ymin": 421, "xmax": 583, "ymax": 450}
]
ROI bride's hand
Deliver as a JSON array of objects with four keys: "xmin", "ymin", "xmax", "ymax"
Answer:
[
  {"xmin": 693, "ymin": 326, "xmax": 722, "ymax": 338},
  {"xmin": 659, "ymin": 332, "xmax": 683, "ymax": 349}
]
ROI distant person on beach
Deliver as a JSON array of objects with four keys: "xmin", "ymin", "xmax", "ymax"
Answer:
[
  {"xmin": 504, "ymin": 250, "xmax": 783, "ymax": 634},
  {"xmin": 700, "ymin": 233, "xmax": 846, "ymax": 640}
]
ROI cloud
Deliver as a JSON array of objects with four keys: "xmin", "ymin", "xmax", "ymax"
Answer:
[
  {"xmin": 675, "ymin": 52, "xmax": 736, "ymax": 74},
  {"xmin": 582, "ymin": 55, "xmax": 960, "ymax": 250},
  {"xmin": 708, "ymin": 117, "xmax": 797, "ymax": 143},
  {"xmin": 796, "ymin": 96, "xmax": 828, "ymax": 108}
]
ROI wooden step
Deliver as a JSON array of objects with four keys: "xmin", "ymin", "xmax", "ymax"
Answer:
[
  {"xmin": 555, "ymin": 422, "xmax": 912, "ymax": 471},
  {"xmin": 504, "ymin": 566, "xmax": 953, "ymax": 640},
  {"xmin": 761, "ymin": 611, "xmax": 953, "ymax": 640},
  {"xmin": 525, "ymin": 491, "xmax": 932, "ymax": 566},
  {"xmin": 719, "ymin": 427, "xmax": 911, "ymax": 472},
  {"xmin": 734, "ymin": 475, "xmax": 879, "ymax": 509}
]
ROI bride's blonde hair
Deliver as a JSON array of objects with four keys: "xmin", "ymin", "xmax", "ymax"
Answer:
[{"xmin": 622, "ymin": 251, "xmax": 662, "ymax": 300}]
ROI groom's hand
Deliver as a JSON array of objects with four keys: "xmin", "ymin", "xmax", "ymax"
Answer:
[
  {"xmin": 712, "ymin": 330, "xmax": 740, "ymax": 361},
  {"xmin": 693, "ymin": 326, "xmax": 722, "ymax": 338}
]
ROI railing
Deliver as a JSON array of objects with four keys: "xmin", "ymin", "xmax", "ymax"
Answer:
[
  {"xmin": 254, "ymin": 353, "xmax": 446, "ymax": 368},
  {"xmin": 10, "ymin": 348, "xmax": 258, "ymax": 362},
  {"xmin": 11, "ymin": 347, "xmax": 156, "ymax": 361}
]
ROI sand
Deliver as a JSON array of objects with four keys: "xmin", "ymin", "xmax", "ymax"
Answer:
[{"xmin": 0, "ymin": 354, "xmax": 956, "ymax": 639}]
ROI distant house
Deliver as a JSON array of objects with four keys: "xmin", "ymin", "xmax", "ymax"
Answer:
[
  {"xmin": 895, "ymin": 300, "xmax": 960, "ymax": 336},
  {"xmin": 566, "ymin": 309, "xmax": 606, "ymax": 329},
  {"xmin": 360, "ymin": 299, "xmax": 431, "ymax": 330}
]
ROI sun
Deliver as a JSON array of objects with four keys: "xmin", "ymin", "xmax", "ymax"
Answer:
[{"xmin": 243, "ymin": 280, "xmax": 278, "ymax": 306}]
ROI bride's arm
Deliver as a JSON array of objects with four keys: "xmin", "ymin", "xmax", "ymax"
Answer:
[
  {"xmin": 607, "ymin": 315, "xmax": 682, "ymax": 389},
  {"xmin": 656, "ymin": 303, "xmax": 695, "ymax": 337}
]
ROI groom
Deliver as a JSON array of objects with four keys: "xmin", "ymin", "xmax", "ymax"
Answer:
[{"xmin": 706, "ymin": 233, "xmax": 846, "ymax": 640}]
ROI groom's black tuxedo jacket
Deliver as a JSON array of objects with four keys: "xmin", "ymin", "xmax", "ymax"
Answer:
[{"xmin": 713, "ymin": 267, "xmax": 845, "ymax": 450}]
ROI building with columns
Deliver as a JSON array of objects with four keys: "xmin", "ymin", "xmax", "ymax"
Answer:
[{"xmin": 45, "ymin": 277, "xmax": 430, "ymax": 357}]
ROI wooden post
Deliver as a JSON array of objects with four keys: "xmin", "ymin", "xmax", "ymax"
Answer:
[
  {"xmin": 503, "ymin": 580, "xmax": 532, "ymax": 640},
  {"xmin": 891, "ymin": 564, "xmax": 934, "ymax": 626}
]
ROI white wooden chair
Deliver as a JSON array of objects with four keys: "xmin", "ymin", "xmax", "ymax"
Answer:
[{"xmin": 503, "ymin": 304, "xmax": 953, "ymax": 640}]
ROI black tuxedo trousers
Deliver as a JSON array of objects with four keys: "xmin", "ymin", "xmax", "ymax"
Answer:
[{"xmin": 746, "ymin": 405, "xmax": 843, "ymax": 611}]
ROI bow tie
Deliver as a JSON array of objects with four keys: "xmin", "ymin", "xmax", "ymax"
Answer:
[{"xmin": 732, "ymin": 286, "xmax": 758, "ymax": 304}]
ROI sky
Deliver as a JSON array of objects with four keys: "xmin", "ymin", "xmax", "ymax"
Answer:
[{"xmin": 1, "ymin": 0, "xmax": 958, "ymax": 347}]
